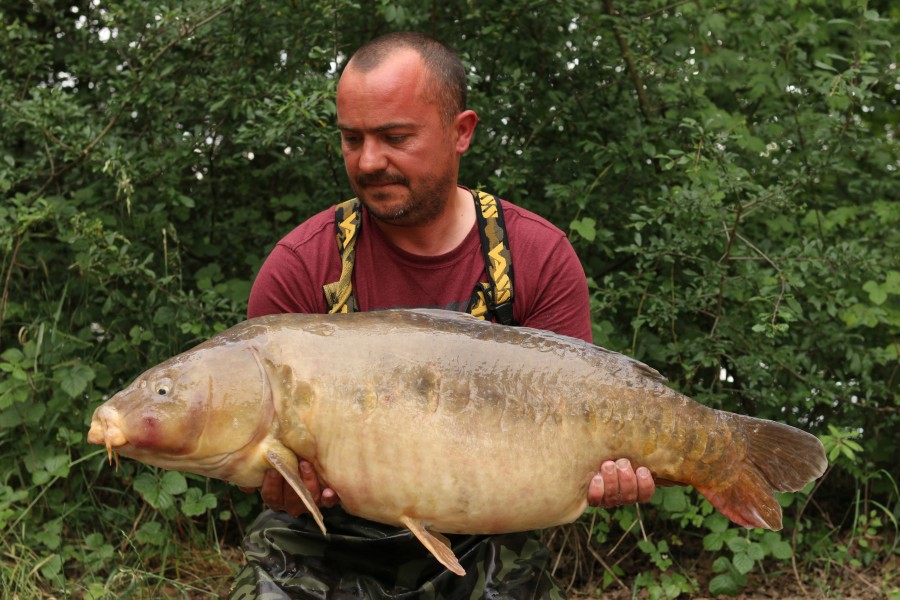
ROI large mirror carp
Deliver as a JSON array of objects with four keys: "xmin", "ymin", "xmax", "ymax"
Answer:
[{"xmin": 88, "ymin": 309, "xmax": 827, "ymax": 575}]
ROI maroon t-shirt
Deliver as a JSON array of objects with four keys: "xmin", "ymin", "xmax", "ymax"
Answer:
[{"xmin": 248, "ymin": 193, "xmax": 592, "ymax": 342}]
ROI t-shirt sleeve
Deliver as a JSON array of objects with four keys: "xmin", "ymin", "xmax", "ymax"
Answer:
[
  {"xmin": 247, "ymin": 210, "xmax": 340, "ymax": 319},
  {"xmin": 247, "ymin": 244, "xmax": 325, "ymax": 318},
  {"xmin": 516, "ymin": 234, "xmax": 592, "ymax": 342},
  {"xmin": 501, "ymin": 201, "xmax": 592, "ymax": 342}
]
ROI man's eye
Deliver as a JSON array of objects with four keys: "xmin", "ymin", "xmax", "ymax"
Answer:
[{"xmin": 386, "ymin": 135, "xmax": 408, "ymax": 144}]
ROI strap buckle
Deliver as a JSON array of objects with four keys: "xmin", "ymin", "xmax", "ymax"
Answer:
[{"xmin": 490, "ymin": 300, "xmax": 515, "ymax": 326}]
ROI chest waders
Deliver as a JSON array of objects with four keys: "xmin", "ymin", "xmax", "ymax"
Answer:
[{"xmin": 322, "ymin": 190, "xmax": 516, "ymax": 325}]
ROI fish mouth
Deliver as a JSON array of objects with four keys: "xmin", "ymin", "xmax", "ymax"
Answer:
[{"xmin": 88, "ymin": 405, "xmax": 128, "ymax": 468}]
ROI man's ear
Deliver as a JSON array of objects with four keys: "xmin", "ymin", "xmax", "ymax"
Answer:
[{"xmin": 453, "ymin": 110, "xmax": 478, "ymax": 154}]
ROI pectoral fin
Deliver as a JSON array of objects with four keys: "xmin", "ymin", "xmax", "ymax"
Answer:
[
  {"xmin": 400, "ymin": 515, "xmax": 465, "ymax": 576},
  {"xmin": 265, "ymin": 448, "xmax": 326, "ymax": 535}
]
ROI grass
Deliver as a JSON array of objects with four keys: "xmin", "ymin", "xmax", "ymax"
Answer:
[
  {"xmin": 2, "ymin": 537, "xmax": 241, "ymax": 599},
  {"xmin": 4, "ymin": 519, "xmax": 897, "ymax": 599},
  {"xmin": 3, "ymin": 467, "xmax": 897, "ymax": 598}
]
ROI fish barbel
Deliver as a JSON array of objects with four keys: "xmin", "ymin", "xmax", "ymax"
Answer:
[{"xmin": 87, "ymin": 309, "xmax": 827, "ymax": 575}]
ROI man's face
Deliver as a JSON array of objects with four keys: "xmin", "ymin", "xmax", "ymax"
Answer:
[{"xmin": 336, "ymin": 50, "xmax": 465, "ymax": 227}]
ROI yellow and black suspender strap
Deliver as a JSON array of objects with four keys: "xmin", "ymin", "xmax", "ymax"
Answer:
[
  {"xmin": 467, "ymin": 190, "xmax": 516, "ymax": 325},
  {"xmin": 322, "ymin": 198, "xmax": 361, "ymax": 314},
  {"xmin": 323, "ymin": 192, "xmax": 515, "ymax": 324}
]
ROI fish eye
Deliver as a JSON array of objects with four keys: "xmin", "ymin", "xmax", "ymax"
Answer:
[{"xmin": 154, "ymin": 378, "xmax": 173, "ymax": 396}]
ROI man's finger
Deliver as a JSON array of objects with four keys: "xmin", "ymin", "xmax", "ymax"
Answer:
[
  {"xmin": 321, "ymin": 488, "xmax": 340, "ymax": 508},
  {"xmin": 615, "ymin": 458, "xmax": 638, "ymax": 504},
  {"xmin": 283, "ymin": 479, "xmax": 308, "ymax": 517},
  {"xmin": 278, "ymin": 460, "xmax": 320, "ymax": 516},
  {"xmin": 260, "ymin": 469, "xmax": 285, "ymax": 511},
  {"xmin": 299, "ymin": 460, "xmax": 322, "ymax": 501},
  {"xmin": 636, "ymin": 466, "xmax": 655, "ymax": 503},
  {"xmin": 600, "ymin": 460, "xmax": 620, "ymax": 508},
  {"xmin": 587, "ymin": 472, "xmax": 605, "ymax": 506}
]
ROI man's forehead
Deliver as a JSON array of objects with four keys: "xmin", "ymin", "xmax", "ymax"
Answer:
[
  {"xmin": 344, "ymin": 46, "xmax": 423, "ymax": 75},
  {"xmin": 336, "ymin": 50, "xmax": 441, "ymax": 127},
  {"xmin": 338, "ymin": 49, "xmax": 429, "ymax": 99}
]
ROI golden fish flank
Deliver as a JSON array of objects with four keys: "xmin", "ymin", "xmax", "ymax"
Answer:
[{"xmin": 87, "ymin": 309, "xmax": 827, "ymax": 577}]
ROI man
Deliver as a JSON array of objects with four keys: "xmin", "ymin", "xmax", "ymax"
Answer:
[{"xmin": 230, "ymin": 32, "xmax": 654, "ymax": 599}]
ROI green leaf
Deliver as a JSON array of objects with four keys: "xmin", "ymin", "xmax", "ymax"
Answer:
[
  {"xmin": 43, "ymin": 454, "xmax": 71, "ymax": 478},
  {"xmin": 84, "ymin": 582, "xmax": 107, "ymax": 600},
  {"xmin": 135, "ymin": 521, "xmax": 166, "ymax": 545},
  {"xmin": 160, "ymin": 471, "xmax": 187, "ymax": 496},
  {"xmin": 34, "ymin": 520, "xmax": 63, "ymax": 550},
  {"xmin": 863, "ymin": 9, "xmax": 879, "ymax": 21},
  {"xmin": 771, "ymin": 538, "xmax": 793, "ymax": 559},
  {"xmin": 132, "ymin": 473, "xmax": 158, "ymax": 499},
  {"xmin": 38, "ymin": 553, "xmax": 63, "ymax": 582},
  {"xmin": 56, "ymin": 363, "xmax": 96, "ymax": 398},
  {"xmin": 761, "ymin": 531, "xmax": 794, "ymax": 560},
  {"xmin": 726, "ymin": 536, "xmax": 749, "ymax": 553},
  {"xmin": 0, "ymin": 348, "xmax": 24, "ymax": 362},
  {"xmin": 569, "ymin": 217, "xmax": 596, "ymax": 242},
  {"xmin": 703, "ymin": 513, "xmax": 731, "ymax": 534},
  {"xmin": 133, "ymin": 472, "xmax": 176, "ymax": 510},
  {"xmin": 732, "ymin": 552, "xmax": 755, "ymax": 574},
  {"xmin": 747, "ymin": 542, "xmax": 765, "ymax": 562},
  {"xmin": 703, "ymin": 531, "xmax": 724, "ymax": 551},
  {"xmin": 709, "ymin": 573, "xmax": 739, "ymax": 596},
  {"xmin": 661, "ymin": 486, "xmax": 689, "ymax": 513},
  {"xmin": 885, "ymin": 271, "xmax": 900, "ymax": 293},
  {"xmin": 153, "ymin": 305, "xmax": 177, "ymax": 325},
  {"xmin": 181, "ymin": 488, "xmax": 218, "ymax": 516},
  {"xmin": 863, "ymin": 281, "xmax": 887, "ymax": 305}
]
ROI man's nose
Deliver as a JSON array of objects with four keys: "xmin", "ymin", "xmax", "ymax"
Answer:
[{"xmin": 358, "ymin": 138, "xmax": 388, "ymax": 173}]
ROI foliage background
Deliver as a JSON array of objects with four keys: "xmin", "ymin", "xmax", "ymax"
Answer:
[{"xmin": 1, "ymin": 0, "xmax": 897, "ymax": 597}]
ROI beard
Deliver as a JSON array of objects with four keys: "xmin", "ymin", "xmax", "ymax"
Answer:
[{"xmin": 351, "ymin": 168, "xmax": 455, "ymax": 227}]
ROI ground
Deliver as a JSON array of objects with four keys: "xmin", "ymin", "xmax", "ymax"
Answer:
[{"xmin": 98, "ymin": 524, "xmax": 896, "ymax": 599}]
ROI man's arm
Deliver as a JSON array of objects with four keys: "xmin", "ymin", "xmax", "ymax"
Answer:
[
  {"xmin": 248, "ymin": 244, "xmax": 325, "ymax": 317},
  {"xmin": 246, "ymin": 225, "xmax": 337, "ymax": 511},
  {"xmin": 515, "ymin": 234, "xmax": 593, "ymax": 341}
]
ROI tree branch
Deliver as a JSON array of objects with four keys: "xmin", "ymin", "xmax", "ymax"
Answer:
[{"xmin": 603, "ymin": 0, "xmax": 653, "ymax": 122}]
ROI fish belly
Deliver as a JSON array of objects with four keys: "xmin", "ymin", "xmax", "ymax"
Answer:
[{"xmin": 310, "ymin": 396, "xmax": 596, "ymax": 533}]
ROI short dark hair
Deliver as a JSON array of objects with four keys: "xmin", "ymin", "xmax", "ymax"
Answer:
[{"xmin": 347, "ymin": 32, "xmax": 467, "ymax": 123}]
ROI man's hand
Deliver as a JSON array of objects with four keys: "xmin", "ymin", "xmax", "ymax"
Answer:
[
  {"xmin": 243, "ymin": 460, "xmax": 339, "ymax": 516},
  {"xmin": 588, "ymin": 459, "xmax": 655, "ymax": 507}
]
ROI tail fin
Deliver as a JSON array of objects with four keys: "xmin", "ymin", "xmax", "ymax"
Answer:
[{"xmin": 697, "ymin": 415, "xmax": 827, "ymax": 530}]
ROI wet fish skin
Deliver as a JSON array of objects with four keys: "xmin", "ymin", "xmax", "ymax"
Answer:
[{"xmin": 87, "ymin": 309, "xmax": 827, "ymax": 575}]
